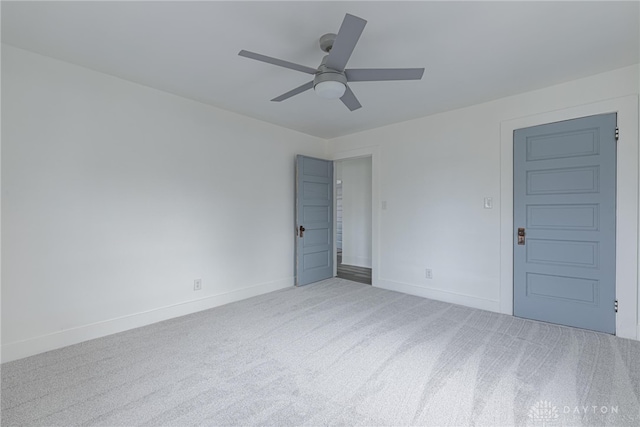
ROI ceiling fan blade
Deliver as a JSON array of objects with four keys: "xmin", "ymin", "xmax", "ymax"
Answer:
[
  {"xmin": 325, "ymin": 14, "xmax": 367, "ymax": 72},
  {"xmin": 271, "ymin": 81, "xmax": 314, "ymax": 102},
  {"xmin": 345, "ymin": 68, "xmax": 425, "ymax": 82},
  {"xmin": 238, "ymin": 50, "xmax": 317, "ymax": 75},
  {"xmin": 340, "ymin": 85, "xmax": 362, "ymax": 111}
]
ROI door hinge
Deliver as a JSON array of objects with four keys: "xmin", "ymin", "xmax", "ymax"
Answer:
[
  {"xmin": 614, "ymin": 299, "xmax": 618, "ymax": 313},
  {"xmin": 615, "ymin": 127, "xmax": 619, "ymax": 141}
]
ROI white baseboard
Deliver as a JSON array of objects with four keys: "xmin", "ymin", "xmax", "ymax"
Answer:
[
  {"xmin": 375, "ymin": 278, "xmax": 500, "ymax": 313},
  {"xmin": 1, "ymin": 277, "xmax": 293, "ymax": 363},
  {"xmin": 341, "ymin": 255, "xmax": 372, "ymax": 268}
]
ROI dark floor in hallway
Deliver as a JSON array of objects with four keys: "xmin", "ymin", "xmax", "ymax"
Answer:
[{"xmin": 337, "ymin": 250, "xmax": 372, "ymax": 284}]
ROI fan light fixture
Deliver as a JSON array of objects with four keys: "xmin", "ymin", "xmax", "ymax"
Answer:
[{"xmin": 314, "ymin": 80, "xmax": 346, "ymax": 99}]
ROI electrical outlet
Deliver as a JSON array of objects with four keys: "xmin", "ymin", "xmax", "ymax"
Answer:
[
  {"xmin": 425, "ymin": 269, "xmax": 433, "ymax": 279},
  {"xmin": 194, "ymin": 279, "xmax": 202, "ymax": 291}
]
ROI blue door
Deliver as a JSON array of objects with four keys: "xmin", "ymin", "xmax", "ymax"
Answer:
[
  {"xmin": 513, "ymin": 113, "xmax": 617, "ymax": 334},
  {"xmin": 296, "ymin": 155, "xmax": 334, "ymax": 286}
]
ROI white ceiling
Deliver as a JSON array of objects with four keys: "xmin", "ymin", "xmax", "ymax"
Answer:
[{"xmin": 2, "ymin": 1, "xmax": 639, "ymax": 139}]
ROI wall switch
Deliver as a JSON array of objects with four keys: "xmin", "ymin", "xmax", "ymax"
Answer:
[
  {"xmin": 194, "ymin": 279, "xmax": 202, "ymax": 291},
  {"xmin": 381, "ymin": 201, "xmax": 387, "ymax": 210},
  {"xmin": 425, "ymin": 269, "xmax": 433, "ymax": 279},
  {"xmin": 484, "ymin": 197, "xmax": 493, "ymax": 209}
]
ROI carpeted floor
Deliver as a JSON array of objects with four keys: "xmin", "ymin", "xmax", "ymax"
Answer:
[{"xmin": 2, "ymin": 278, "xmax": 640, "ymax": 426}]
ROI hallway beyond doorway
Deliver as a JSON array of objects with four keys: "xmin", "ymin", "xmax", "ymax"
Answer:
[{"xmin": 337, "ymin": 249, "xmax": 372, "ymax": 284}]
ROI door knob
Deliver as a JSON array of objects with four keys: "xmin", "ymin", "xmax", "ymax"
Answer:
[
  {"xmin": 518, "ymin": 227, "xmax": 525, "ymax": 245},
  {"xmin": 299, "ymin": 225, "xmax": 305, "ymax": 238}
]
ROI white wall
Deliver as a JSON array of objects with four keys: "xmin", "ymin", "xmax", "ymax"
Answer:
[
  {"xmin": 336, "ymin": 157, "xmax": 372, "ymax": 268},
  {"xmin": 3, "ymin": 45, "xmax": 639, "ymax": 363},
  {"xmin": 1, "ymin": 45, "xmax": 327, "ymax": 362},
  {"xmin": 328, "ymin": 65, "xmax": 640, "ymax": 338}
]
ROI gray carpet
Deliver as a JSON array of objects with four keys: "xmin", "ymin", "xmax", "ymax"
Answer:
[{"xmin": 2, "ymin": 278, "xmax": 640, "ymax": 426}]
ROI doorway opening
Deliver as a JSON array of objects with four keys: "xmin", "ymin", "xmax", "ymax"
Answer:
[{"xmin": 335, "ymin": 157, "xmax": 372, "ymax": 285}]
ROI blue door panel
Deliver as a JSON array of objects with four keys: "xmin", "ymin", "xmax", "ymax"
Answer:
[
  {"xmin": 526, "ymin": 204, "xmax": 598, "ymax": 230},
  {"xmin": 526, "ymin": 239, "xmax": 598, "ymax": 268},
  {"xmin": 296, "ymin": 155, "xmax": 334, "ymax": 286},
  {"xmin": 513, "ymin": 113, "xmax": 616, "ymax": 334}
]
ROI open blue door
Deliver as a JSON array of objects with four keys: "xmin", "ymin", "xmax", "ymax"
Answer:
[
  {"xmin": 296, "ymin": 155, "xmax": 334, "ymax": 286},
  {"xmin": 513, "ymin": 113, "xmax": 617, "ymax": 334}
]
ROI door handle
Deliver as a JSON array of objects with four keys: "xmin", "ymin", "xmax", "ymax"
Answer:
[
  {"xmin": 517, "ymin": 227, "xmax": 525, "ymax": 245},
  {"xmin": 299, "ymin": 225, "xmax": 305, "ymax": 238}
]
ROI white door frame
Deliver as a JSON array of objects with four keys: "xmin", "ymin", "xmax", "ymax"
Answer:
[
  {"xmin": 331, "ymin": 147, "xmax": 379, "ymax": 285},
  {"xmin": 499, "ymin": 95, "xmax": 639, "ymax": 339}
]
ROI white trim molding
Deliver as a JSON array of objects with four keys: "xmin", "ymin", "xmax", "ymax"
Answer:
[
  {"xmin": 499, "ymin": 95, "xmax": 639, "ymax": 340},
  {"xmin": 377, "ymin": 278, "xmax": 500, "ymax": 313},
  {"xmin": 1, "ymin": 278, "xmax": 293, "ymax": 362}
]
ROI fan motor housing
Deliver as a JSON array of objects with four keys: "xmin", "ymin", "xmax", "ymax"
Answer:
[{"xmin": 314, "ymin": 61, "xmax": 347, "ymax": 88}]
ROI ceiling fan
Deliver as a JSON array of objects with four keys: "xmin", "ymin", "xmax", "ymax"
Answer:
[{"xmin": 238, "ymin": 13, "xmax": 425, "ymax": 111}]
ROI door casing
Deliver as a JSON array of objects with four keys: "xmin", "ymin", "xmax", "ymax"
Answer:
[{"xmin": 330, "ymin": 148, "xmax": 379, "ymax": 285}]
